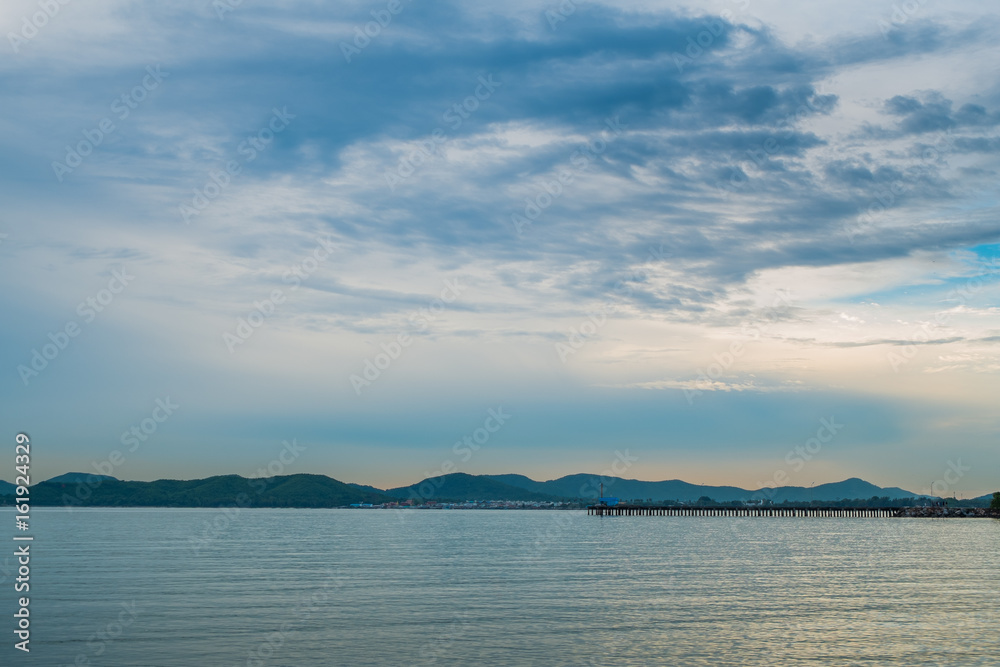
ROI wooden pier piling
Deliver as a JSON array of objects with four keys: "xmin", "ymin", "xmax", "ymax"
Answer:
[{"xmin": 586, "ymin": 505, "xmax": 903, "ymax": 518}]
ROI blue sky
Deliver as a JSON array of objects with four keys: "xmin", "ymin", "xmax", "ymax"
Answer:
[{"xmin": 1, "ymin": 0, "xmax": 998, "ymax": 496}]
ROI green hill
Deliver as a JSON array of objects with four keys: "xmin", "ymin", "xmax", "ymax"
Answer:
[
  {"xmin": 386, "ymin": 473, "xmax": 565, "ymax": 503},
  {"xmin": 23, "ymin": 474, "xmax": 393, "ymax": 508},
  {"xmin": 1, "ymin": 470, "xmax": 961, "ymax": 507},
  {"xmin": 486, "ymin": 474, "xmax": 921, "ymax": 503},
  {"xmin": 43, "ymin": 472, "xmax": 118, "ymax": 485}
]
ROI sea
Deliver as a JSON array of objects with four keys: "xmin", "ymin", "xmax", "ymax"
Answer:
[{"xmin": 3, "ymin": 508, "xmax": 999, "ymax": 666}]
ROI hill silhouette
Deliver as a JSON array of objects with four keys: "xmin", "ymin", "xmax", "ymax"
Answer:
[
  {"xmin": 484, "ymin": 474, "xmax": 920, "ymax": 503},
  {"xmin": 19, "ymin": 474, "xmax": 392, "ymax": 508},
  {"xmin": 386, "ymin": 473, "xmax": 563, "ymax": 502},
  {"xmin": 0, "ymin": 471, "xmax": 966, "ymax": 507}
]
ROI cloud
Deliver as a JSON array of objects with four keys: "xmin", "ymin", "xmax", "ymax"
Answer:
[
  {"xmin": 614, "ymin": 378, "xmax": 805, "ymax": 393},
  {"xmin": 879, "ymin": 91, "xmax": 1000, "ymax": 136},
  {"xmin": 2, "ymin": 0, "xmax": 999, "ymax": 491}
]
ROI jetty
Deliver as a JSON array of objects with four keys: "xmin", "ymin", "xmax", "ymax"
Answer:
[{"xmin": 586, "ymin": 505, "xmax": 999, "ymax": 518}]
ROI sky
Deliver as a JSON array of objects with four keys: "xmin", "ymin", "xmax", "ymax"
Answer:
[{"xmin": 1, "ymin": 0, "xmax": 998, "ymax": 496}]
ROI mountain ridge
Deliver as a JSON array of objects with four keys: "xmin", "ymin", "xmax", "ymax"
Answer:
[
  {"xmin": 1, "ymin": 472, "xmax": 992, "ymax": 506},
  {"xmin": 385, "ymin": 472, "xmax": 564, "ymax": 502},
  {"xmin": 482, "ymin": 473, "xmax": 921, "ymax": 502},
  {"xmin": 4, "ymin": 473, "xmax": 393, "ymax": 507}
]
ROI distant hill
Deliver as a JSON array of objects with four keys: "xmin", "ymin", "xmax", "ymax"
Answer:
[
  {"xmin": 44, "ymin": 472, "xmax": 118, "ymax": 485},
  {"xmin": 386, "ymin": 473, "xmax": 565, "ymax": 503},
  {"xmin": 762, "ymin": 478, "xmax": 918, "ymax": 503},
  {"xmin": 967, "ymin": 493, "xmax": 998, "ymax": 508},
  {"xmin": 0, "ymin": 471, "xmax": 956, "ymax": 506},
  {"xmin": 486, "ymin": 474, "xmax": 555, "ymax": 495},
  {"xmin": 489, "ymin": 474, "xmax": 752, "ymax": 502},
  {"xmin": 0, "ymin": 473, "xmax": 118, "ymax": 496},
  {"xmin": 348, "ymin": 482, "xmax": 390, "ymax": 495},
  {"xmin": 485, "ymin": 474, "xmax": 920, "ymax": 503},
  {"xmin": 23, "ymin": 474, "xmax": 393, "ymax": 508}
]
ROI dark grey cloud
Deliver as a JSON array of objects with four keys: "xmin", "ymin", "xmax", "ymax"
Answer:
[
  {"xmin": 1, "ymin": 1, "xmax": 997, "ymax": 330},
  {"xmin": 867, "ymin": 92, "xmax": 1000, "ymax": 138}
]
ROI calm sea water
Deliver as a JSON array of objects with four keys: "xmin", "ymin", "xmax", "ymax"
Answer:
[{"xmin": 3, "ymin": 508, "xmax": 999, "ymax": 666}]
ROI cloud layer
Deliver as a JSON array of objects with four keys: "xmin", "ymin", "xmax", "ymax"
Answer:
[{"xmin": 1, "ymin": 0, "xmax": 998, "ymax": 494}]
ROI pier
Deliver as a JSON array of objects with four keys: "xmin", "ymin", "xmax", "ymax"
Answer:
[{"xmin": 586, "ymin": 505, "xmax": 998, "ymax": 518}]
